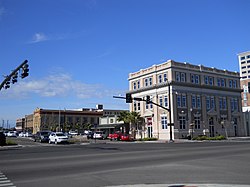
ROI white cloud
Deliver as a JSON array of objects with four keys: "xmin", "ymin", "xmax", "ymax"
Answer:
[
  {"xmin": 30, "ymin": 33, "xmax": 48, "ymax": 43},
  {"xmin": 0, "ymin": 73, "xmax": 114, "ymax": 99}
]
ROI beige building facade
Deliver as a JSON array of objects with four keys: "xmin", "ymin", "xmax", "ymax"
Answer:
[
  {"xmin": 33, "ymin": 108, "xmax": 103, "ymax": 134},
  {"xmin": 128, "ymin": 60, "xmax": 244, "ymax": 140}
]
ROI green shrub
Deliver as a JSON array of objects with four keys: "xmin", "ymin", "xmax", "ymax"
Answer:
[
  {"xmin": 193, "ymin": 135, "xmax": 226, "ymax": 141},
  {"xmin": 137, "ymin": 137, "xmax": 158, "ymax": 141}
]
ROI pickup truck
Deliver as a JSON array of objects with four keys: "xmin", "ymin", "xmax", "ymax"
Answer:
[{"xmin": 108, "ymin": 132, "xmax": 122, "ymax": 141}]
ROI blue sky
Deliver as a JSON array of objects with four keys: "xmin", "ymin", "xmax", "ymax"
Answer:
[{"xmin": 0, "ymin": 0, "xmax": 249, "ymax": 127}]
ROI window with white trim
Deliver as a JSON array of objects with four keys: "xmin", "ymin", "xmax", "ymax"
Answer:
[
  {"xmin": 133, "ymin": 82, "xmax": 136, "ymax": 90},
  {"xmin": 149, "ymin": 77, "xmax": 152, "ymax": 86},
  {"xmin": 164, "ymin": 95, "xmax": 168, "ymax": 107},
  {"xmin": 176, "ymin": 72, "xmax": 181, "ymax": 82},
  {"xmin": 177, "ymin": 94, "xmax": 187, "ymax": 108},
  {"xmin": 159, "ymin": 96, "xmax": 163, "ymax": 106},
  {"xmin": 137, "ymin": 81, "xmax": 140, "ymax": 89},
  {"xmin": 161, "ymin": 116, "xmax": 168, "ymax": 129},
  {"xmin": 194, "ymin": 116, "xmax": 201, "ymax": 129},
  {"xmin": 137, "ymin": 102, "xmax": 141, "ymax": 111},
  {"xmin": 158, "ymin": 75, "xmax": 162, "ymax": 84},
  {"xmin": 181, "ymin": 73, "xmax": 186, "ymax": 82},
  {"xmin": 164, "ymin": 73, "xmax": 167, "ymax": 82},
  {"xmin": 179, "ymin": 116, "xmax": 186, "ymax": 129},
  {"xmin": 145, "ymin": 78, "xmax": 148, "ymax": 87}
]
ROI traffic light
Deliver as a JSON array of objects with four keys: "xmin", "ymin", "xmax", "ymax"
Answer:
[
  {"xmin": 21, "ymin": 63, "xmax": 29, "ymax": 79},
  {"xmin": 12, "ymin": 72, "xmax": 18, "ymax": 84},
  {"xmin": 248, "ymin": 82, "xmax": 250, "ymax": 93},
  {"xmin": 126, "ymin": 93, "xmax": 132, "ymax": 103},
  {"xmin": 146, "ymin": 95, "xmax": 151, "ymax": 104},
  {"xmin": 5, "ymin": 80, "xmax": 10, "ymax": 89}
]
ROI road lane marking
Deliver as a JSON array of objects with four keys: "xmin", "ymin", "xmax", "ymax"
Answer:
[{"xmin": 0, "ymin": 172, "xmax": 15, "ymax": 187}]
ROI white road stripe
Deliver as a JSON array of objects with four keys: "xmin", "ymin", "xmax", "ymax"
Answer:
[
  {"xmin": 0, "ymin": 183, "xmax": 14, "ymax": 187},
  {"xmin": 0, "ymin": 181, "xmax": 10, "ymax": 184},
  {"xmin": 0, "ymin": 172, "xmax": 15, "ymax": 187}
]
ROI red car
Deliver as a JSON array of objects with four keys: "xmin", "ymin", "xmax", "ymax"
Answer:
[
  {"xmin": 108, "ymin": 132, "xmax": 122, "ymax": 141},
  {"xmin": 120, "ymin": 134, "xmax": 132, "ymax": 141}
]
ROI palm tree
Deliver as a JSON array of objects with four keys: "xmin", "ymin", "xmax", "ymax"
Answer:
[
  {"xmin": 117, "ymin": 111, "xmax": 131, "ymax": 134},
  {"xmin": 117, "ymin": 111, "xmax": 143, "ymax": 139},
  {"xmin": 129, "ymin": 111, "xmax": 143, "ymax": 139}
]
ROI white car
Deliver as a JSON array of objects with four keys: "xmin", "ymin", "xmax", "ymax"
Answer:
[
  {"xmin": 25, "ymin": 132, "xmax": 33, "ymax": 137},
  {"xmin": 93, "ymin": 131, "xmax": 105, "ymax": 139},
  {"xmin": 49, "ymin": 132, "xmax": 68, "ymax": 144},
  {"xmin": 69, "ymin": 131, "xmax": 78, "ymax": 136},
  {"xmin": 7, "ymin": 131, "xmax": 17, "ymax": 137},
  {"xmin": 18, "ymin": 132, "xmax": 25, "ymax": 137}
]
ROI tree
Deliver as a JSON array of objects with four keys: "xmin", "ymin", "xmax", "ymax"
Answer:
[
  {"xmin": 117, "ymin": 111, "xmax": 143, "ymax": 139},
  {"xmin": 117, "ymin": 111, "xmax": 131, "ymax": 134},
  {"xmin": 129, "ymin": 111, "xmax": 143, "ymax": 139}
]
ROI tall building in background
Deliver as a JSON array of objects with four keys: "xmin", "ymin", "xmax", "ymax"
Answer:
[{"xmin": 238, "ymin": 51, "xmax": 250, "ymax": 112}]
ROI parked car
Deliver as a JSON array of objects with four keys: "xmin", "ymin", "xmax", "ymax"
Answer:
[
  {"xmin": 33, "ymin": 131, "xmax": 51, "ymax": 143},
  {"xmin": 49, "ymin": 132, "xmax": 69, "ymax": 144},
  {"xmin": 84, "ymin": 130, "xmax": 92, "ymax": 135},
  {"xmin": 120, "ymin": 134, "xmax": 133, "ymax": 141},
  {"xmin": 25, "ymin": 132, "xmax": 33, "ymax": 137},
  {"xmin": 18, "ymin": 132, "xmax": 25, "ymax": 137},
  {"xmin": 108, "ymin": 132, "xmax": 122, "ymax": 141},
  {"xmin": 7, "ymin": 131, "xmax": 17, "ymax": 137},
  {"xmin": 87, "ymin": 132, "xmax": 94, "ymax": 139},
  {"xmin": 69, "ymin": 130, "xmax": 78, "ymax": 136},
  {"xmin": 93, "ymin": 131, "xmax": 105, "ymax": 139},
  {"xmin": 0, "ymin": 131, "xmax": 6, "ymax": 146}
]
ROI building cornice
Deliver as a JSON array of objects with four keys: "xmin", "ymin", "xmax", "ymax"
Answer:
[{"xmin": 128, "ymin": 81, "xmax": 242, "ymax": 94}]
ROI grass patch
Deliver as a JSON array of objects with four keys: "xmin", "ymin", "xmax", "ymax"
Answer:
[{"xmin": 6, "ymin": 139, "xmax": 17, "ymax": 146}]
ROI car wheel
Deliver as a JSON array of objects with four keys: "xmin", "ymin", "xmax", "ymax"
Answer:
[{"xmin": 49, "ymin": 140, "xmax": 52, "ymax": 144}]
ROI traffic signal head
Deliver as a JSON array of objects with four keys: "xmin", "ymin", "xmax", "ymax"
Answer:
[
  {"xmin": 126, "ymin": 93, "xmax": 132, "ymax": 103},
  {"xmin": 12, "ymin": 72, "xmax": 18, "ymax": 84},
  {"xmin": 21, "ymin": 64, "xmax": 29, "ymax": 79},
  {"xmin": 248, "ymin": 82, "xmax": 250, "ymax": 93},
  {"xmin": 146, "ymin": 95, "xmax": 151, "ymax": 104},
  {"xmin": 5, "ymin": 80, "xmax": 10, "ymax": 89}
]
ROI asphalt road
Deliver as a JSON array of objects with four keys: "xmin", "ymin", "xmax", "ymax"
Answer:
[{"xmin": 1, "ymin": 138, "xmax": 250, "ymax": 187}]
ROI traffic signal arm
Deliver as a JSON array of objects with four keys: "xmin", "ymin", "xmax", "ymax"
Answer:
[
  {"xmin": 0, "ymin": 60, "xmax": 28, "ymax": 90},
  {"xmin": 113, "ymin": 94, "xmax": 169, "ymax": 111}
]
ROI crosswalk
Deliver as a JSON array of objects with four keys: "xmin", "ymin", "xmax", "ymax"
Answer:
[{"xmin": 0, "ymin": 172, "xmax": 15, "ymax": 187}]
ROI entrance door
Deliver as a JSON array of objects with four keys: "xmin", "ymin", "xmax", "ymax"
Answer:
[
  {"xmin": 209, "ymin": 117, "xmax": 215, "ymax": 137},
  {"xmin": 147, "ymin": 117, "xmax": 153, "ymax": 138},
  {"xmin": 234, "ymin": 125, "xmax": 237, "ymax": 136},
  {"xmin": 148, "ymin": 126, "xmax": 152, "ymax": 138},
  {"xmin": 209, "ymin": 125, "xmax": 215, "ymax": 137}
]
